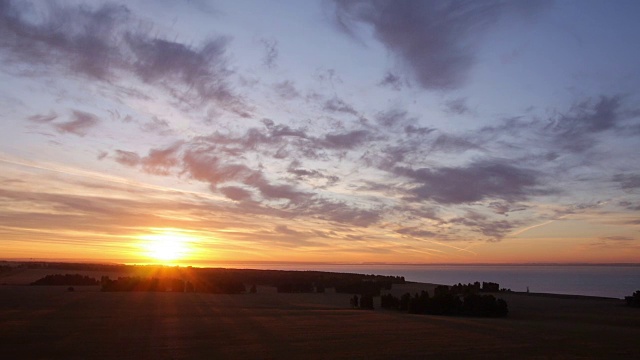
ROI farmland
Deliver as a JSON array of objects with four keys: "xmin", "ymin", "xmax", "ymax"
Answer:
[{"xmin": 1, "ymin": 268, "xmax": 639, "ymax": 359}]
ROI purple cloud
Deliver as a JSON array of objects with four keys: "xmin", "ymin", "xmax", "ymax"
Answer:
[
  {"xmin": 332, "ymin": 0, "xmax": 548, "ymax": 90},
  {"xmin": 259, "ymin": 37, "xmax": 278, "ymax": 69},
  {"xmin": 613, "ymin": 174, "xmax": 640, "ymax": 190},
  {"xmin": 322, "ymin": 130, "xmax": 370, "ymax": 149},
  {"xmin": 54, "ymin": 110, "xmax": 99, "ymax": 136},
  {"xmin": 444, "ymin": 97, "xmax": 469, "ymax": 115},
  {"xmin": 114, "ymin": 150, "xmax": 141, "ymax": 167},
  {"xmin": 273, "ymin": 80, "xmax": 300, "ymax": 100},
  {"xmin": 0, "ymin": 1, "xmax": 246, "ymax": 114},
  {"xmin": 450, "ymin": 211, "xmax": 519, "ymax": 240},
  {"xmin": 26, "ymin": 112, "xmax": 58, "ymax": 123},
  {"xmin": 430, "ymin": 134, "xmax": 480, "ymax": 154},
  {"xmin": 219, "ymin": 186, "xmax": 253, "ymax": 201},
  {"xmin": 323, "ymin": 97, "xmax": 359, "ymax": 116},
  {"xmin": 378, "ymin": 71, "xmax": 403, "ymax": 90},
  {"xmin": 395, "ymin": 160, "xmax": 543, "ymax": 204}
]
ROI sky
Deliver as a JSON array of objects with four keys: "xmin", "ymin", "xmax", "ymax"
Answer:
[{"xmin": 1, "ymin": 0, "xmax": 640, "ymax": 265}]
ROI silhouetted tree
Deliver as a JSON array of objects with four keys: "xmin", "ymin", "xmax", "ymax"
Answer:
[
  {"xmin": 381, "ymin": 293, "xmax": 400, "ymax": 309},
  {"xmin": 350, "ymin": 295, "xmax": 359, "ymax": 308},
  {"xmin": 626, "ymin": 290, "xmax": 640, "ymax": 308},
  {"xmin": 482, "ymin": 282, "xmax": 500, "ymax": 292},
  {"xmin": 397, "ymin": 292, "xmax": 410, "ymax": 311},
  {"xmin": 360, "ymin": 294, "xmax": 374, "ymax": 309}
]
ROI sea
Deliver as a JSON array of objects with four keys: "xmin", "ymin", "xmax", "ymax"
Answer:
[{"xmin": 219, "ymin": 263, "xmax": 640, "ymax": 299}]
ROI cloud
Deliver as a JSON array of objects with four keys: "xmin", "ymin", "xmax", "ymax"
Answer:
[
  {"xmin": 378, "ymin": 71, "xmax": 403, "ymax": 90},
  {"xmin": 54, "ymin": 110, "xmax": 100, "ymax": 136},
  {"xmin": 0, "ymin": 1, "xmax": 246, "ymax": 114},
  {"xmin": 590, "ymin": 235, "xmax": 639, "ymax": 249},
  {"xmin": 332, "ymin": 0, "xmax": 549, "ymax": 90},
  {"xmin": 565, "ymin": 96, "xmax": 622, "ymax": 133},
  {"xmin": 323, "ymin": 97, "xmax": 359, "ymax": 116},
  {"xmin": 259, "ymin": 37, "xmax": 278, "ymax": 69},
  {"xmin": 298, "ymin": 198, "xmax": 383, "ymax": 227},
  {"xmin": 322, "ymin": 129, "xmax": 370, "ymax": 149},
  {"xmin": 266, "ymin": 122, "xmax": 308, "ymax": 138},
  {"xmin": 450, "ymin": 211, "xmax": 519, "ymax": 240},
  {"xmin": 287, "ymin": 166, "xmax": 322, "ymax": 179},
  {"xmin": 219, "ymin": 186, "xmax": 253, "ymax": 201},
  {"xmin": 244, "ymin": 171, "xmax": 311, "ymax": 204},
  {"xmin": 274, "ymin": 224, "xmax": 301, "ymax": 236},
  {"xmin": 140, "ymin": 116, "xmax": 173, "ymax": 135},
  {"xmin": 404, "ymin": 125, "xmax": 435, "ymax": 136},
  {"xmin": 395, "ymin": 160, "xmax": 543, "ymax": 204},
  {"xmin": 488, "ymin": 201, "xmax": 526, "ymax": 215},
  {"xmin": 444, "ymin": 97, "xmax": 469, "ymax": 115},
  {"xmin": 619, "ymin": 201, "xmax": 640, "ymax": 211},
  {"xmin": 548, "ymin": 95, "xmax": 624, "ymax": 152},
  {"xmin": 613, "ymin": 174, "xmax": 640, "ymax": 190},
  {"xmin": 395, "ymin": 226, "xmax": 438, "ymax": 238},
  {"xmin": 273, "ymin": 80, "xmax": 300, "ymax": 100},
  {"xmin": 26, "ymin": 109, "xmax": 99, "ymax": 136},
  {"xmin": 140, "ymin": 143, "xmax": 182, "ymax": 175},
  {"xmin": 114, "ymin": 141, "xmax": 313, "ymax": 205},
  {"xmin": 114, "ymin": 150, "xmax": 141, "ymax": 167},
  {"xmin": 26, "ymin": 112, "xmax": 58, "ymax": 123},
  {"xmin": 182, "ymin": 149, "xmax": 254, "ymax": 188},
  {"xmin": 599, "ymin": 235, "xmax": 635, "ymax": 242},
  {"xmin": 471, "ymin": 94, "xmax": 637, "ymax": 162},
  {"xmin": 430, "ymin": 134, "xmax": 480, "ymax": 153},
  {"xmin": 114, "ymin": 143, "xmax": 181, "ymax": 175},
  {"xmin": 287, "ymin": 160, "xmax": 340, "ymax": 186},
  {"xmin": 375, "ymin": 108, "xmax": 412, "ymax": 128}
]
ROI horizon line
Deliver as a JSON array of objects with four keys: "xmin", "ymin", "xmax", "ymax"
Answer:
[{"xmin": 2, "ymin": 258, "xmax": 640, "ymax": 268}]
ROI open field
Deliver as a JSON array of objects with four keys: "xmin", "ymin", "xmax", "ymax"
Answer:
[{"xmin": 1, "ymin": 286, "xmax": 639, "ymax": 359}]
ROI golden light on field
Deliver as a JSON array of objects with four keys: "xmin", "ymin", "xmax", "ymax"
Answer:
[{"xmin": 139, "ymin": 230, "xmax": 196, "ymax": 263}]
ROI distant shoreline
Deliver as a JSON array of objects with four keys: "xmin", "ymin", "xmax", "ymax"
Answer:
[{"xmin": 2, "ymin": 259, "xmax": 640, "ymax": 267}]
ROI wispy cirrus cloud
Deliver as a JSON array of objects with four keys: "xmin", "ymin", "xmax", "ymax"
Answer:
[{"xmin": 27, "ymin": 110, "xmax": 99, "ymax": 136}]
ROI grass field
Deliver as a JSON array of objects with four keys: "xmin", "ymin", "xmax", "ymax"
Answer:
[{"xmin": 1, "ymin": 270, "xmax": 639, "ymax": 359}]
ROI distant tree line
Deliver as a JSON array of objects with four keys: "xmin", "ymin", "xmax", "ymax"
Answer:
[
  {"xmin": 626, "ymin": 290, "xmax": 640, "ymax": 308},
  {"xmin": 20, "ymin": 262, "xmax": 128, "ymax": 272},
  {"xmin": 22, "ymin": 263, "xmax": 405, "ymax": 296},
  {"xmin": 449, "ymin": 281, "xmax": 510, "ymax": 294},
  {"xmin": 97, "ymin": 270, "xmax": 402, "ymax": 295},
  {"xmin": 380, "ymin": 284, "xmax": 508, "ymax": 317},
  {"xmin": 231, "ymin": 269, "xmax": 403, "ymax": 295},
  {"xmin": 30, "ymin": 274, "xmax": 99, "ymax": 286}
]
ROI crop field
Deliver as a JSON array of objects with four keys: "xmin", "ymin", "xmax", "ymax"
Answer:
[{"xmin": 1, "ymin": 271, "xmax": 639, "ymax": 359}]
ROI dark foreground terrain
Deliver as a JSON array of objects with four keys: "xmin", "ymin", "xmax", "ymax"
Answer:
[{"xmin": 1, "ymin": 282, "xmax": 639, "ymax": 359}]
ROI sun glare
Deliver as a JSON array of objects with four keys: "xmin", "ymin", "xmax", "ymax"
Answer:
[{"xmin": 139, "ymin": 231, "xmax": 194, "ymax": 263}]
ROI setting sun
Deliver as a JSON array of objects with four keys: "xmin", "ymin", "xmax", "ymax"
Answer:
[{"xmin": 139, "ymin": 231, "xmax": 194, "ymax": 263}]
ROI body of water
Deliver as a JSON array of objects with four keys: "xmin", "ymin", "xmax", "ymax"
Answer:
[{"xmin": 221, "ymin": 263, "xmax": 640, "ymax": 299}]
